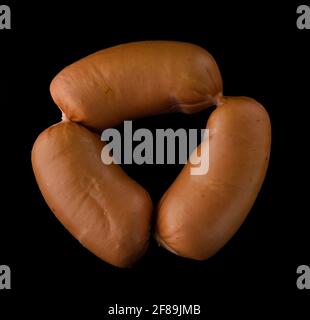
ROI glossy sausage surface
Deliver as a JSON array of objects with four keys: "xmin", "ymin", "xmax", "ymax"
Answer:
[
  {"xmin": 50, "ymin": 41, "xmax": 223, "ymax": 130},
  {"xmin": 155, "ymin": 96, "xmax": 271, "ymax": 260},
  {"xmin": 33, "ymin": 41, "xmax": 270, "ymax": 266},
  {"xmin": 32, "ymin": 121, "xmax": 152, "ymax": 267}
]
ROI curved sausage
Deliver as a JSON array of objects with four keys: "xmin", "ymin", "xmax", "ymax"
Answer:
[
  {"xmin": 32, "ymin": 121, "xmax": 152, "ymax": 268},
  {"xmin": 50, "ymin": 41, "xmax": 223, "ymax": 130},
  {"xmin": 155, "ymin": 96, "xmax": 271, "ymax": 260}
]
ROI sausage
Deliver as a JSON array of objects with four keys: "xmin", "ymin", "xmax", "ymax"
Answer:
[
  {"xmin": 33, "ymin": 41, "xmax": 270, "ymax": 266},
  {"xmin": 155, "ymin": 96, "xmax": 271, "ymax": 260},
  {"xmin": 50, "ymin": 41, "xmax": 223, "ymax": 130},
  {"xmin": 31, "ymin": 121, "xmax": 152, "ymax": 268}
]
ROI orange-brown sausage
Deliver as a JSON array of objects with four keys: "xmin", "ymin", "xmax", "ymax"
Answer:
[
  {"xmin": 50, "ymin": 41, "xmax": 223, "ymax": 130},
  {"xmin": 32, "ymin": 121, "xmax": 152, "ymax": 267},
  {"xmin": 155, "ymin": 96, "xmax": 271, "ymax": 260},
  {"xmin": 33, "ymin": 41, "xmax": 270, "ymax": 266}
]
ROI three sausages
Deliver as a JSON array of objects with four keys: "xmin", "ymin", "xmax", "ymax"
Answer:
[{"xmin": 32, "ymin": 41, "xmax": 271, "ymax": 267}]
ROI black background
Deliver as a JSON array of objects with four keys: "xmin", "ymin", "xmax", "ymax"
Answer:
[{"xmin": 0, "ymin": 0, "xmax": 309, "ymax": 316}]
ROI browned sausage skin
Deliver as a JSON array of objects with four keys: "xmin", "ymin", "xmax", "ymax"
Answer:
[
  {"xmin": 32, "ymin": 41, "xmax": 270, "ymax": 266},
  {"xmin": 50, "ymin": 41, "xmax": 223, "ymax": 130},
  {"xmin": 32, "ymin": 122, "xmax": 152, "ymax": 268},
  {"xmin": 155, "ymin": 96, "xmax": 271, "ymax": 260}
]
